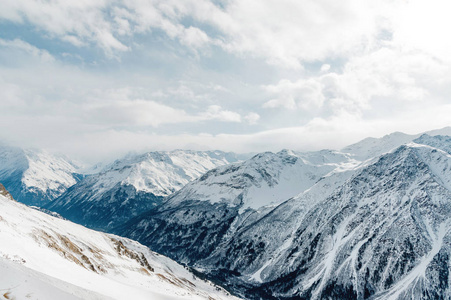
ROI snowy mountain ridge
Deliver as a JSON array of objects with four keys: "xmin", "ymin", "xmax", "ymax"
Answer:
[
  {"xmin": 87, "ymin": 149, "xmax": 244, "ymax": 197},
  {"xmin": 342, "ymin": 126, "xmax": 451, "ymax": 161},
  {"xmin": 115, "ymin": 148, "xmax": 359, "ymax": 266},
  {"xmin": 166, "ymin": 149, "xmax": 354, "ymax": 212}
]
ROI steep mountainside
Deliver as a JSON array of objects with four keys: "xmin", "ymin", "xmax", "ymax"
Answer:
[
  {"xmin": 47, "ymin": 150, "xmax": 244, "ymax": 231},
  {"xmin": 117, "ymin": 134, "xmax": 451, "ymax": 299},
  {"xmin": 0, "ymin": 190, "xmax": 239, "ymax": 300},
  {"xmin": 232, "ymin": 142, "xmax": 451, "ymax": 299},
  {"xmin": 0, "ymin": 145, "xmax": 82, "ymax": 206}
]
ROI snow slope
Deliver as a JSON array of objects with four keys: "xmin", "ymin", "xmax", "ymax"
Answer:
[
  {"xmin": 0, "ymin": 145, "xmax": 82, "ymax": 206},
  {"xmin": 0, "ymin": 191, "xmax": 239, "ymax": 300}
]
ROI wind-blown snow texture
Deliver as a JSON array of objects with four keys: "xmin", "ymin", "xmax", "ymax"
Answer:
[
  {"xmin": 0, "ymin": 145, "xmax": 82, "ymax": 206},
  {"xmin": 47, "ymin": 150, "xmax": 244, "ymax": 231},
  {"xmin": 117, "ymin": 131, "xmax": 451, "ymax": 300},
  {"xmin": 0, "ymin": 191, "xmax": 239, "ymax": 300}
]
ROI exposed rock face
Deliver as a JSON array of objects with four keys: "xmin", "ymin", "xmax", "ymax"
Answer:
[{"xmin": 0, "ymin": 183, "xmax": 14, "ymax": 200}]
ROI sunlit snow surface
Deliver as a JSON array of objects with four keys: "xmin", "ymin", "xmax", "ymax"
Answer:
[{"xmin": 0, "ymin": 194, "xmax": 239, "ymax": 300}]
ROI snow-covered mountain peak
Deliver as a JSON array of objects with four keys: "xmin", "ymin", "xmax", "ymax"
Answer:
[
  {"xmin": 21, "ymin": 149, "xmax": 80, "ymax": 192},
  {"xmin": 94, "ymin": 149, "xmax": 243, "ymax": 197},
  {"xmin": 0, "ymin": 145, "xmax": 29, "ymax": 177},
  {"xmin": 0, "ymin": 145, "xmax": 82, "ymax": 206},
  {"xmin": 116, "ymin": 130, "xmax": 451, "ymax": 299},
  {"xmin": 258, "ymin": 142, "xmax": 451, "ymax": 299},
  {"xmin": 194, "ymin": 141, "xmax": 451, "ymax": 299},
  {"xmin": 341, "ymin": 127, "xmax": 451, "ymax": 162}
]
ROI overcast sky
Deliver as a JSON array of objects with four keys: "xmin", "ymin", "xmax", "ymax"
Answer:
[{"xmin": 1, "ymin": 0, "xmax": 451, "ymax": 163}]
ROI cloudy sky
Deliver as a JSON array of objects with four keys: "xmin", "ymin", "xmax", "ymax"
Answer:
[{"xmin": 1, "ymin": 0, "xmax": 451, "ymax": 162}]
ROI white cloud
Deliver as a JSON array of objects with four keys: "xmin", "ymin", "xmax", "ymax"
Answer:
[
  {"xmin": 263, "ymin": 78, "xmax": 325, "ymax": 110},
  {"xmin": 37, "ymin": 103, "xmax": 451, "ymax": 163},
  {"xmin": 0, "ymin": 0, "xmax": 393, "ymax": 64},
  {"xmin": 392, "ymin": 0, "xmax": 451, "ymax": 63},
  {"xmin": 262, "ymin": 46, "xmax": 451, "ymax": 118},
  {"xmin": 244, "ymin": 112, "xmax": 260, "ymax": 125},
  {"xmin": 179, "ymin": 26, "xmax": 210, "ymax": 48},
  {"xmin": 2, "ymin": 1, "xmax": 451, "ymax": 163},
  {"xmin": 82, "ymin": 99, "xmax": 243, "ymax": 127},
  {"xmin": 0, "ymin": 38, "xmax": 55, "ymax": 62},
  {"xmin": 1, "ymin": 0, "xmax": 449, "ymax": 70},
  {"xmin": 208, "ymin": 0, "xmax": 391, "ymax": 68},
  {"xmin": 200, "ymin": 105, "xmax": 241, "ymax": 123},
  {"xmin": 0, "ymin": 0, "xmax": 129, "ymax": 57},
  {"xmin": 84, "ymin": 99, "xmax": 195, "ymax": 127},
  {"xmin": 320, "ymin": 64, "xmax": 331, "ymax": 73}
]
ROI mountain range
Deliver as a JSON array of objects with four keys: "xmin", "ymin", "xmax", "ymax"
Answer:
[
  {"xmin": 3, "ymin": 127, "xmax": 451, "ymax": 299},
  {"xmin": 46, "ymin": 150, "xmax": 245, "ymax": 231}
]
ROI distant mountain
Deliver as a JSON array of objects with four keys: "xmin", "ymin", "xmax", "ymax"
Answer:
[
  {"xmin": 342, "ymin": 126, "xmax": 451, "ymax": 161},
  {"xmin": 0, "ymin": 145, "xmax": 82, "ymax": 206},
  {"xmin": 0, "ymin": 186, "xmax": 238, "ymax": 300},
  {"xmin": 116, "ymin": 132, "xmax": 451, "ymax": 299},
  {"xmin": 47, "ymin": 150, "xmax": 245, "ymax": 231}
]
